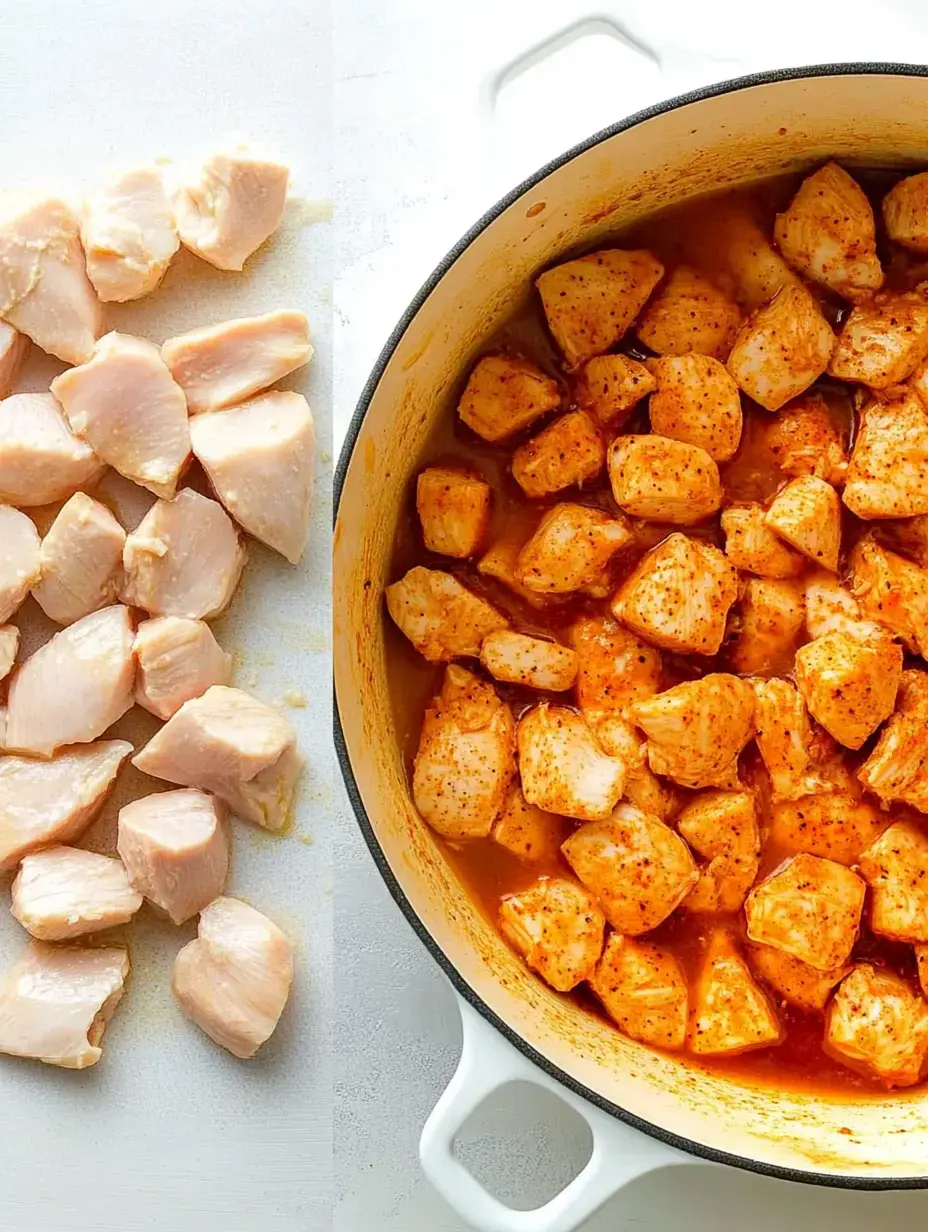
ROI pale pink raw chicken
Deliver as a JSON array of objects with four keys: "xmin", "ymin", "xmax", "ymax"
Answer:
[
  {"xmin": 0, "ymin": 625, "xmax": 18, "ymax": 681},
  {"xmin": 32, "ymin": 492, "xmax": 126, "ymax": 626},
  {"xmin": 0, "ymin": 324, "xmax": 29, "ymax": 397},
  {"xmin": 175, "ymin": 149, "xmax": 289, "ymax": 271},
  {"xmin": 0, "ymin": 506, "xmax": 40, "ymax": 622},
  {"xmin": 0, "ymin": 393, "xmax": 104, "ymax": 507},
  {"xmin": 134, "ymin": 616, "xmax": 231, "ymax": 720},
  {"xmin": 81, "ymin": 166, "xmax": 179, "ymax": 302},
  {"xmin": 11, "ymin": 846, "xmax": 142, "ymax": 940}
]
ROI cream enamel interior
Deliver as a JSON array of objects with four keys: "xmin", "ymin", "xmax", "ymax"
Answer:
[{"xmin": 334, "ymin": 71, "xmax": 928, "ymax": 1180}]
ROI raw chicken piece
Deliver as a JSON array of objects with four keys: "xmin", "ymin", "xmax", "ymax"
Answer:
[
  {"xmin": 745, "ymin": 853, "xmax": 865, "ymax": 970},
  {"xmin": 121, "ymin": 489, "xmax": 246, "ymax": 621},
  {"xmin": 747, "ymin": 942, "xmax": 848, "ymax": 1013},
  {"xmin": 727, "ymin": 285, "xmax": 834, "ymax": 411},
  {"xmin": 794, "ymin": 631, "xmax": 901, "ymax": 750},
  {"xmin": 826, "ymin": 964, "xmax": 928, "ymax": 1087},
  {"xmin": 415, "ymin": 467, "xmax": 491, "ymax": 559},
  {"xmin": 491, "ymin": 787, "xmax": 564, "ymax": 862},
  {"xmin": 133, "ymin": 686, "xmax": 301, "ymax": 831},
  {"xmin": 117, "ymin": 789, "xmax": 230, "ymax": 924},
  {"xmin": 81, "ymin": 167, "xmax": 179, "ymax": 302},
  {"xmin": 11, "ymin": 847, "xmax": 141, "ymax": 940},
  {"xmin": 518, "ymin": 704, "xmax": 624, "ymax": 821},
  {"xmin": 859, "ymin": 673, "xmax": 928, "ymax": 813},
  {"xmin": 729, "ymin": 578, "xmax": 804, "ymax": 675},
  {"xmin": 0, "ymin": 942, "xmax": 127, "ymax": 1069},
  {"xmin": 804, "ymin": 574, "xmax": 882, "ymax": 641},
  {"xmin": 768, "ymin": 789, "xmax": 887, "ymax": 866},
  {"xmin": 858, "ymin": 821, "xmax": 928, "ymax": 942},
  {"xmin": 536, "ymin": 248, "xmax": 664, "ymax": 369},
  {"xmin": 32, "ymin": 492, "xmax": 125, "ymax": 626},
  {"xmin": 849, "ymin": 536, "xmax": 928, "ymax": 656},
  {"xmin": 688, "ymin": 932, "xmax": 782, "ymax": 1056},
  {"xmin": 574, "ymin": 354, "xmax": 654, "ymax": 425},
  {"xmin": 189, "ymin": 391, "xmax": 314, "ymax": 564},
  {"xmin": 765, "ymin": 393, "xmax": 848, "ymax": 484},
  {"xmin": 677, "ymin": 790, "xmax": 759, "ymax": 914},
  {"xmin": 5, "ymin": 607, "xmax": 135, "ymax": 758},
  {"xmin": 134, "ymin": 616, "xmax": 231, "ymax": 720},
  {"xmin": 590, "ymin": 934, "xmax": 688, "ymax": 1050},
  {"xmin": 721, "ymin": 505, "xmax": 804, "ymax": 579},
  {"xmin": 480, "ymin": 630, "xmax": 577, "ymax": 691},
  {"xmin": 570, "ymin": 615, "xmax": 661, "ymax": 722},
  {"xmin": 843, "ymin": 393, "xmax": 928, "ymax": 519},
  {"xmin": 0, "ymin": 393, "xmax": 104, "ymax": 507},
  {"xmin": 562, "ymin": 804, "xmax": 697, "ymax": 934},
  {"xmin": 172, "ymin": 896, "xmax": 293, "ymax": 1058},
  {"xmin": 0, "ymin": 741, "xmax": 130, "ymax": 869},
  {"xmin": 829, "ymin": 290, "xmax": 928, "ymax": 388},
  {"xmin": 883, "ymin": 172, "xmax": 928, "ymax": 253},
  {"xmin": 764, "ymin": 476, "xmax": 840, "ymax": 571},
  {"xmin": 511, "ymin": 410, "xmax": 604, "ymax": 498},
  {"xmin": 499, "ymin": 877, "xmax": 605, "ymax": 992},
  {"xmin": 0, "ymin": 506, "xmax": 40, "ymax": 622},
  {"xmin": 607, "ymin": 435, "xmax": 721, "ymax": 525},
  {"xmin": 457, "ymin": 355, "xmax": 560, "ymax": 443},
  {"xmin": 385, "ymin": 566, "xmax": 508, "ymax": 661},
  {"xmin": 752, "ymin": 677, "xmax": 834, "ymax": 802},
  {"xmin": 612, "ymin": 533, "xmax": 738, "ymax": 656},
  {"xmin": 175, "ymin": 149, "xmax": 289, "ymax": 271},
  {"xmin": 0, "ymin": 625, "xmax": 17, "ymax": 681},
  {"xmin": 51, "ymin": 332, "xmax": 190, "ymax": 500},
  {"xmin": 647, "ymin": 354, "xmax": 743, "ymax": 462},
  {"xmin": 636, "ymin": 266, "xmax": 741, "ymax": 359},
  {"xmin": 516, "ymin": 504, "xmax": 631, "ymax": 595},
  {"xmin": 0, "ymin": 325, "xmax": 28, "ymax": 398}
]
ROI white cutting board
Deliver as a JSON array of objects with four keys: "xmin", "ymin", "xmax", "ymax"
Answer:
[{"xmin": 0, "ymin": 3, "xmax": 332, "ymax": 1230}]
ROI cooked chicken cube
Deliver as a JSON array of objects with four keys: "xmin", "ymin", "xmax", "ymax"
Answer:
[
  {"xmin": 574, "ymin": 354, "xmax": 654, "ymax": 425},
  {"xmin": 849, "ymin": 535, "xmax": 928, "ymax": 656},
  {"xmin": 727, "ymin": 286, "xmax": 834, "ymax": 411},
  {"xmin": 499, "ymin": 877, "xmax": 604, "ymax": 992},
  {"xmin": 858, "ymin": 821, "xmax": 928, "ymax": 942},
  {"xmin": 570, "ymin": 615, "xmax": 662, "ymax": 722},
  {"xmin": 480, "ymin": 630, "xmax": 577, "ymax": 691},
  {"xmin": 646, "ymin": 354, "xmax": 743, "ymax": 462},
  {"xmin": 730, "ymin": 578, "xmax": 804, "ymax": 675},
  {"xmin": 411, "ymin": 666, "xmax": 515, "ymax": 839},
  {"xmin": 636, "ymin": 266, "xmax": 741, "ymax": 359},
  {"xmin": 677, "ymin": 790, "xmax": 759, "ymax": 914},
  {"xmin": 844, "ymin": 393, "xmax": 928, "ymax": 519},
  {"xmin": 829, "ymin": 290, "xmax": 928, "ymax": 388},
  {"xmin": 32, "ymin": 492, "xmax": 125, "ymax": 626},
  {"xmin": 826, "ymin": 964, "xmax": 928, "ymax": 1087},
  {"xmin": 385, "ymin": 566, "xmax": 508, "ymax": 660},
  {"xmin": 804, "ymin": 574, "xmax": 883, "ymax": 640},
  {"xmin": 562, "ymin": 804, "xmax": 697, "ymax": 933},
  {"xmin": 175, "ymin": 149, "xmax": 289, "ymax": 271},
  {"xmin": 457, "ymin": 355, "xmax": 560, "ymax": 443},
  {"xmin": 172, "ymin": 896, "xmax": 293, "ymax": 1058},
  {"xmin": 883, "ymin": 172, "xmax": 928, "ymax": 253},
  {"xmin": 589, "ymin": 714, "xmax": 678, "ymax": 821},
  {"xmin": 747, "ymin": 942, "xmax": 848, "ymax": 1013},
  {"xmin": 688, "ymin": 932, "xmax": 782, "ymax": 1056},
  {"xmin": 794, "ymin": 631, "xmax": 901, "ymax": 750},
  {"xmin": 512, "ymin": 410, "xmax": 604, "ymax": 498},
  {"xmin": 752, "ymin": 677, "xmax": 833, "ymax": 801},
  {"xmin": 117, "ymin": 789, "xmax": 230, "ymax": 924},
  {"xmin": 608, "ymin": 435, "xmax": 721, "ymax": 525},
  {"xmin": 476, "ymin": 536, "xmax": 550, "ymax": 609},
  {"xmin": 491, "ymin": 787, "xmax": 564, "ymax": 862},
  {"xmin": 0, "ymin": 392, "xmax": 104, "ymax": 507},
  {"xmin": 768, "ymin": 789, "xmax": 887, "ymax": 866},
  {"xmin": 764, "ymin": 476, "xmax": 840, "ymax": 571},
  {"xmin": 590, "ymin": 934, "xmax": 688, "ymax": 1050},
  {"xmin": 859, "ymin": 674, "xmax": 928, "ymax": 813},
  {"xmin": 11, "ymin": 847, "xmax": 141, "ymax": 941},
  {"xmin": 0, "ymin": 625, "xmax": 17, "ymax": 682},
  {"xmin": 133, "ymin": 685, "xmax": 301, "ymax": 831},
  {"xmin": 81, "ymin": 166, "xmax": 179, "ymax": 302},
  {"xmin": 765, "ymin": 393, "xmax": 848, "ymax": 485},
  {"xmin": 121, "ymin": 490, "xmax": 246, "ymax": 621},
  {"xmin": 517, "ymin": 504, "xmax": 631, "ymax": 595},
  {"xmin": 536, "ymin": 248, "xmax": 663, "ymax": 369},
  {"xmin": 189, "ymin": 391, "xmax": 314, "ymax": 564},
  {"xmin": 518, "ymin": 704, "xmax": 624, "ymax": 821},
  {"xmin": 0, "ymin": 325, "xmax": 28, "ymax": 398},
  {"xmin": 0, "ymin": 506, "xmax": 40, "ymax": 623},
  {"xmin": 415, "ymin": 467, "xmax": 491, "ymax": 559},
  {"xmin": 0, "ymin": 942, "xmax": 127, "ymax": 1069},
  {"xmin": 134, "ymin": 616, "xmax": 231, "ymax": 721},
  {"xmin": 721, "ymin": 505, "xmax": 804, "ymax": 579},
  {"xmin": 612, "ymin": 534, "xmax": 738, "ymax": 656}
]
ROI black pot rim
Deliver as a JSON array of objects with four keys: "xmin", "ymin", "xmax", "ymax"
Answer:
[{"xmin": 334, "ymin": 61, "xmax": 928, "ymax": 1192}]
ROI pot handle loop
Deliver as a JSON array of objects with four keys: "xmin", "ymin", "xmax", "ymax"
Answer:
[{"xmin": 420, "ymin": 994, "xmax": 698, "ymax": 1232}]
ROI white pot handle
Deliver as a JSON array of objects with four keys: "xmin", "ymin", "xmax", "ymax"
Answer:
[{"xmin": 420, "ymin": 993, "xmax": 704, "ymax": 1232}]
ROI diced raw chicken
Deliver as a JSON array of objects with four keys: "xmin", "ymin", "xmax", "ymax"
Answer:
[
  {"xmin": 768, "ymin": 789, "xmax": 887, "ymax": 866},
  {"xmin": 843, "ymin": 393, "xmax": 928, "ymax": 519},
  {"xmin": 172, "ymin": 896, "xmax": 293, "ymax": 1058},
  {"xmin": 5, "ymin": 607, "xmax": 135, "ymax": 758},
  {"xmin": 764, "ymin": 476, "xmax": 840, "ymax": 571},
  {"xmin": 607, "ymin": 435, "xmax": 721, "ymax": 524},
  {"xmin": 745, "ymin": 853, "xmax": 865, "ymax": 970},
  {"xmin": 518, "ymin": 704, "xmax": 624, "ymax": 821},
  {"xmin": 189, "ymin": 391, "xmax": 314, "ymax": 564},
  {"xmin": 688, "ymin": 931, "xmax": 782, "ymax": 1056},
  {"xmin": 457, "ymin": 355, "xmax": 560, "ymax": 443},
  {"xmin": 512, "ymin": 410, "xmax": 604, "ymax": 498},
  {"xmin": 499, "ymin": 877, "xmax": 605, "ymax": 992},
  {"xmin": 122, "ymin": 489, "xmax": 246, "ymax": 621},
  {"xmin": 536, "ymin": 248, "xmax": 664, "ymax": 369},
  {"xmin": 631, "ymin": 673, "xmax": 755, "ymax": 789},
  {"xmin": 0, "ymin": 625, "xmax": 17, "ymax": 681},
  {"xmin": 133, "ymin": 685, "xmax": 301, "ymax": 831},
  {"xmin": 51, "ymin": 332, "xmax": 190, "ymax": 500},
  {"xmin": 134, "ymin": 616, "xmax": 231, "ymax": 720},
  {"xmin": 574, "ymin": 354, "xmax": 654, "ymax": 425},
  {"xmin": 81, "ymin": 166, "xmax": 179, "ymax": 302},
  {"xmin": 0, "ymin": 324, "xmax": 28, "ymax": 398},
  {"xmin": 859, "ymin": 673, "xmax": 928, "ymax": 812},
  {"xmin": 0, "ymin": 740, "xmax": 130, "ymax": 869},
  {"xmin": 477, "ymin": 536, "xmax": 550, "ymax": 609},
  {"xmin": 0, "ymin": 506, "xmax": 40, "ymax": 622},
  {"xmin": 11, "ymin": 847, "xmax": 141, "ymax": 941},
  {"xmin": 590, "ymin": 934, "xmax": 688, "ymax": 1050},
  {"xmin": 849, "ymin": 536, "xmax": 928, "ymax": 656},
  {"xmin": 729, "ymin": 578, "xmax": 804, "ymax": 675},
  {"xmin": 727, "ymin": 286, "xmax": 834, "ymax": 411},
  {"xmin": 677, "ymin": 790, "xmax": 759, "ymax": 914},
  {"xmin": 32, "ymin": 492, "xmax": 125, "ymax": 626},
  {"xmin": 826, "ymin": 964, "xmax": 928, "ymax": 1087},
  {"xmin": 385, "ymin": 566, "xmax": 508, "ymax": 661},
  {"xmin": 804, "ymin": 574, "xmax": 883, "ymax": 641},
  {"xmin": 415, "ymin": 467, "xmax": 491, "ymax": 559},
  {"xmin": 570, "ymin": 615, "xmax": 662, "ymax": 722},
  {"xmin": 747, "ymin": 942, "xmax": 848, "ymax": 1013},
  {"xmin": 117, "ymin": 789, "xmax": 229, "ymax": 924},
  {"xmin": 794, "ymin": 631, "xmax": 901, "ymax": 750},
  {"xmin": 829, "ymin": 290, "xmax": 928, "ymax": 388},
  {"xmin": 175, "ymin": 149, "xmax": 289, "ymax": 271},
  {"xmin": 647, "ymin": 354, "xmax": 743, "ymax": 462},
  {"xmin": 883, "ymin": 172, "xmax": 928, "ymax": 252},
  {"xmin": 636, "ymin": 266, "xmax": 741, "ymax": 359},
  {"xmin": 0, "ymin": 393, "xmax": 104, "ymax": 507},
  {"xmin": 858, "ymin": 821, "xmax": 928, "ymax": 942},
  {"xmin": 491, "ymin": 787, "xmax": 564, "ymax": 862},
  {"xmin": 612, "ymin": 533, "xmax": 738, "ymax": 656},
  {"xmin": 0, "ymin": 942, "xmax": 127, "ymax": 1069},
  {"xmin": 480, "ymin": 630, "xmax": 577, "ymax": 691},
  {"xmin": 516, "ymin": 504, "xmax": 631, "ymax": 594},
  {"xmin": 765, "ymin": 393, "xmax": 848, "ymax": 484},
  {"xmin": 562, "ymin": 804, "xmax": 697, "ymax": 933},
  {"xmin": 752, "ymin": 677, "xmax": 833, "ymax": 802},
  {"xmin": 721, "ymin": 505, "xmax": 804, "ymax": 579}
]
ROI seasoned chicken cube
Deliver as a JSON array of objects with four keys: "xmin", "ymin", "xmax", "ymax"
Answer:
[
  {"xmin": 745, "ymin": 853, "xmax": 865, "ymax": 970},
  {"xmin": 570, "ymin": 615, "xmax": 661, "ymax": 722},
  {"xmin": 0, "ymin": 506, "xmax": 40, "ymax": 623},
  {"xmin": 562, "ymin": 804, "xmax": 697, "ymax": 933},
  {"xmin": 457, "ymin": 355, "xmax": 560, "ymax": 443},
  {"xmin": 729, "ymin": 578, "xmax": 804, "ymax": 675},
  {"xmin": 411, "ymin": 666, "xmax": 515, "ymax": 838},
  {"xmin": 133, "ymin": 685, "xmax": 301, "ymax": 831},
  {"xmin": 612, "ymin": 533, "xmax": 738, "ymax": 656},
  {"xmin": 0, "ymin": 942, "xmax": 127, "ymax": 1069},
  {"xmin": 768, "ymin": 789, "xmax": 887, "ymax": 866},
  {"xmin": 844, "ymin": 393, "xmax": 928, "ymax": 519},
  {"xmin": 518, "ymin": 704, "xmax": 624, "ymax": 821},
  {"xmin": 849, "ymin": 535, "xmax": 928, "ymax": 656},
  {"xmin": 859, "ymin": 674, "xmax": 928, "ymax": 813},
  {"xmin": 499, "ymin": 877, "xmax": 604, "ymax": 992},
  {"xmin": 747, "ymin": 942, "xmax": 848, "ymax": 1013},
  {"xmin": 721, "ymin": 505, "xmax": 804, "ymax": 579},
  {"xmin": 414, "ymin": 467, "xmax": 491, "ymax": 559},
  {"xmin": 122, "ymin": 490, "xmax": 246, "ymax": 621},
  {"xmin": 512, "ymin": 410, "xmax": 604, "ymax": 498},
  {"xmin": 677, "ymin": 790, "xmax": 759, "ymax": 914},
  {"xmin": 574, "ymin": 354, "xmax": 654, "ymax": 425},
  {"xmin": 5, "ymin": 607, "xmax": 135, "ymax": 758},
  {"xmin": 764, "ymin": 476, "xmax": 840, "ymax": 571},
  {"xmin": 476, "ymin": 536, "xmax": 550, "ymax": 609},
  {"xmin": 81, "ymin": 166, "xmax": 179, "ymax": 302},
  {"xmin": 826, "ymin": 964, "xmax": 928, "ymax": 1087},
  {"xmin": 632, "ymin": 674, "xmax": 755, "ymax": 790},
  {"xmin": 765, "ymin": 394, "xmax": 848, "ymax": 484},
  {"xmin": 752, "ymin": 677, "xmax": 833, "ymax": 801},
  {"xmin": 590, "ymin": 934, "xmax": 688, "ymax": 1050},
  {"xmin": 11, "ymin": 847, "xmax": 142, "ymax": 941},
  {"xmin": 175, "ymin": 149, "xmax": 289, "ymax": 271},
  {"xmin": 859, "ymin": 821, "xmax": 928, "ymax": 942},
  {"xmin": 0, "ymin": 625, "xmax": 17, "ymax": 682},
  {"xmin": 0, "ymin": 392, "xmax": 104, "ymax": 507},
  {"xmin": 385, "ymin": 566, "xmax": 508, "ymax": 660},
  {"xmin": 0, "ymin": 325, "xmax": 28, "ymax": 398},
  {"xmin": 804, "ymin": 574, "xmax": 882, "ymax": 640},
  {"xmin": 117, "ymin": 789, "xmax": 230, "ymax": 924},
  {"xmin": 607, "ymin": 435, "xmax": 721, "ymax": 525},
  {"xmin": 589, "ymin": 715, "xmax": 678, "ymax": 821},
  {"xmin": 727, "ymin": 286, "xmax": 834, "ymax": 411},
  {"xmin": 829, "ymin": 290, "xmax": 928, "ymax": 387},
  {"xmin": 688, "ymin": 932, "xmax": 782, "ymax": 1056},
  {"xmin": 172, "ymin": 897, "xmax": 293, "ymax": 1058},
  {"xmin": 491, "ymin": 787, "xmax": 564, "ymax": 862},
  {"xmin": 134, "ymin": 616, "xmax": 231, "ymax": 720},
  {"xmin": 794, "ymin": 631, "xmax": 901, "ymax": 750},
  {"xmin": 517, "ymin": 504, "xmax": 631, "ymax": 595},
  {"xmin": 536, "ymin": 248, "xmax": 663, "ymax": 369},
  {"xmin": 637, "ymin": 266, "xmax": 741, "ymax": 359},
  {"xmin": 883, "ymin": 172, "xmax": 928, "ymax": 253},
  {"xmin": 647, "ymin": 354, "xmax": 743, "ymax": 462},
  {"xmin": 480, "ymin": 630, "xmax": 577, "ymax": 691},
  {"xmin": 32, "ymin": 492, "xmax": 125, "ymax": 626},
  {"xmin": 189, "ymin": 391, "xmax": 314, "ymax": 563}
]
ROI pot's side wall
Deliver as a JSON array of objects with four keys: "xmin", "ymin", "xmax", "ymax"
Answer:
[{"xmin": 335, "ymin": 72, "xmax": 928, "ymax": 1178}]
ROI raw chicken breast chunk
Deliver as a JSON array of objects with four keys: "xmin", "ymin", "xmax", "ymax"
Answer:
[
  {"xmin": 0, "ymin": 325, "xmax": 28, "ymax": 398},
  {"xmin": 0, "ymin": 393, "xmax": 104, "ymax": 507},
  {"xmin": 11, "ymin": 847, "xmax": 141, "ymax": 940},
  {"xmin": 81, "ymin": 166, "xmax": 179, "ymax": 301},
  {"xmin": 134, "ymin": 616, "xmax": 231, "ymax": 720},
  {"xmin": 0, "ymin": 625, "xmax": 17, "ymax": 681},
  {"xmin": 491, "ymin": 787, "xmax": 563, "ymax": 862},
  {"xmin": 32, "ymin": 492, "xmax": 126, "ymax": 626},
  {"xmin": 764, "ymin": 476, "xmax": 840, "ymax": 570},
  {"xmin": 0, "ymin": 506, "xmax": 40, "ymax": 622}
]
